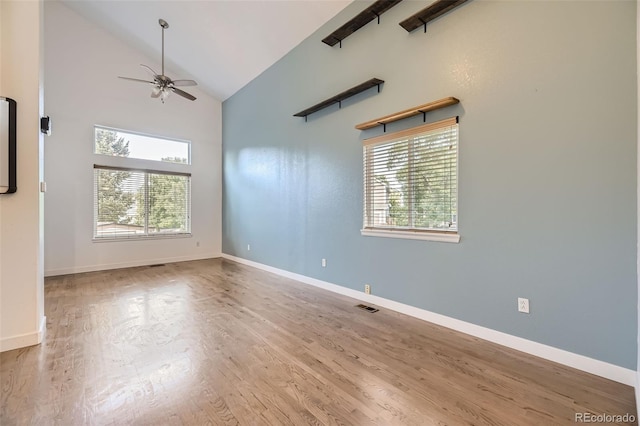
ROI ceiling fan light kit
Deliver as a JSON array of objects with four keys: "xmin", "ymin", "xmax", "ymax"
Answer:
[{"xmin": 118, "ymin": 18, "xmax": 197, "ymax": 103}]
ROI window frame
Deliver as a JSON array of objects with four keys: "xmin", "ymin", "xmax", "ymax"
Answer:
[
  {"xmin": 361, "ymin": 117, "xmax": 460, "ymax": 243},
  {"xmin": 92, "ymin": 126, "xmax": 192, "ymax": 242}
]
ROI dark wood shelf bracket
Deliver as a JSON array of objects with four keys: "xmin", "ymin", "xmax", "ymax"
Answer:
[
  {"xmin": 400, "ymin": 0, "xmax": 470, "ymax": 33},
  {"xmin": 294, "ymin": 78, "xmax": 384, "ymax": 122},
  {"xmin": 322, "ymin": 0, "xmax": 403, "ymax": 48}
]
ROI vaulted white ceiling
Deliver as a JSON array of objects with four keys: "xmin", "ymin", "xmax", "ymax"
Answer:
[{"xmin": 62, "ymin": 0, "xmax": 352, "ymax": 101}]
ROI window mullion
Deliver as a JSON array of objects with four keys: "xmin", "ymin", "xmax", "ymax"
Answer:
[
  {"xmin": 407, "ymin": 139, "xmax": 414, "ymax": 228},
  {"xmin": 144, "ymin": 172, "xmax": 150, "ymax": 235}
]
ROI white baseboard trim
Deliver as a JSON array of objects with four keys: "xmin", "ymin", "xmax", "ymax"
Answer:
[
  {"xmin": 1, "ymin": 315, "xmax": 46, "ymax": 352},
  {"xmin": 222, "ymin": 253, "xmax": 636, "ymax": 387},
  {"xmin": 45, "ymin": 253, "xmax": 221, "ymax": 277}
]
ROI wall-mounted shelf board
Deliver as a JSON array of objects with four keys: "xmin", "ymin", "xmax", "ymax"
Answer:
[
  {"xmin": 399, "ymin": 0, "xmax": 469, "ymax": 33},
  {"xmin": 355, "ymin": 96, "xmax": 459, "ymax": 130},
  {"xmin": 294, "ymin": 78, "xmax": 384, "ymax": 120},
  {"xmin": 322, "ymin": 0, "xmax": 403, "ymax": 47}
]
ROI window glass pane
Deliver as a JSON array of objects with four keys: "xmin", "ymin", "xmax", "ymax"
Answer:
[
  {"xmin": 95, "ymin": 127, "xmax": 190, "ymax": 164},
  {"xmin": 147, "ymin": 173, "xmax": 190, "ymax": 234},
  {"xmin": 412, "ymin": 129, "xmax": 457, "ymax": 230},
  {"xmin": 372, "ymin": 140, "xmax": 409, "ymax": 227},
  {"xmin": 95, "ymin": 169, "xmax": 145, "ymax": 238},
  {"xmin": 364, "ymin": 120, "xmax": 458, "ymax": 233}
]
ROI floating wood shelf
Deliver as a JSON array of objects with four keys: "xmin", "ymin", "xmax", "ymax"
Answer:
[
  {"xmin": 322, "ymin": 0, "xmax": 403, "ymax": 47},
  {"xmin": 399, "ymin": 0, "xmax": 470, "ymax": 33},
  {"xmin": 355, "ymin": 97, "xmax": 459, "ymax": 130},
  {"xmin": 294, "ymin": 78, "xmax": 384, "ymax": 121}
]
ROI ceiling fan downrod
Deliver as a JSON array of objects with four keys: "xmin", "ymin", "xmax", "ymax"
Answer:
[{"xmin": 159, "ymin": 18, "xmax": 168, "ymax": 78}]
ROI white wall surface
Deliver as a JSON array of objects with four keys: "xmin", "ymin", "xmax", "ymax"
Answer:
[
  {"xmin": 43, "ymin": 1, "xmax": 222, "ymax": 276},
  {"xmin": 0, "ymin": 0, "xmax": 46, "ymax": 351}
]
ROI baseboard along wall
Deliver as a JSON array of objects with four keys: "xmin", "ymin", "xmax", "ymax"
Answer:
[
  {"xmin": 44, "ymin": 252, "xmax": 220, "ymax": 277},
  {"xmin": 0, "ymin": 316, "xmax": 46, "ymax": 353},
  {"xmin": 222, "ymin": 253, "xmax": 636, "ymax": 387}
]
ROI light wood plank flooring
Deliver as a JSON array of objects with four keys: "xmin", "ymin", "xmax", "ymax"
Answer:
[{"xmin": 1, "ymin": 258, "xmax": 636, "ymax": 425}]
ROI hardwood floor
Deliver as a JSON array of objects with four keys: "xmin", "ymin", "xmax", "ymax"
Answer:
[{"xmin": 1, "ymin": 258, "xmax": 636, "ymax": 425}]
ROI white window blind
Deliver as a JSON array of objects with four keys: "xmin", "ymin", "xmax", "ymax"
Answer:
[
  {"xmin": 363, "ymin": 117, "xmax": 458, "ymax": 234},
  {"xmin": 94, "ymin": 165, "xmax": 191, "ymax": 239}
]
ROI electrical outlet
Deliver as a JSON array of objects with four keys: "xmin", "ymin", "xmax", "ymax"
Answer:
[
  {"xmin": 247, "ymin": 244, "xmax": 251, "ymax": 251},
  {"xmin": 196, "ymin": 241, "xmax": 200, "ymax": 247},
  {"xmin": 321, "ymin": 258, "xmax": 327, "ymax": 268},
  {"xmin": 364, "ymin": 284, "xmax": 371, "ymax": 295},
  {"xmin": 518, "ymin": 297, "xmax": 530, "ymax": 314}
]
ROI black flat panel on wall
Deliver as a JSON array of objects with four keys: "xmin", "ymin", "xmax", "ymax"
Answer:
[{"xmin": 0, "ymin": 97, "xmax": 17, "ymax": 194}]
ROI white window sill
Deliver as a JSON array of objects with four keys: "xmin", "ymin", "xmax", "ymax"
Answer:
[
  {"xmin": 361, "ymin": 229, "xmax": 460, "ymax": 243},
  {"xmin": 93, "ymin": 233, "xmax": 192, "ymax": 243}
]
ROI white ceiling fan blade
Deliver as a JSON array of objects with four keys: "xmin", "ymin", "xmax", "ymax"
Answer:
[
  {"xmin": 172, "ymin": 79, "xmax": 197, "ymax": 87},
  {"xmin": 118, "ymin": 76, "xmax": 155, "ymax": 84}
]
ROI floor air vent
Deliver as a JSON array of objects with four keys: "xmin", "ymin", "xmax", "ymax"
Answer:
[
  {"xmin": 149, "ymin": 264, "xmax": 166, "ymax": 267},
  {"xmin": 355, "ymin": 303, "xmax": 379, "ymax": 313}
]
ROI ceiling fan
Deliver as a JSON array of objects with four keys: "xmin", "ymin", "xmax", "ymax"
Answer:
[{"xmin": 119, "ymin": 18, "xmax": 197, "ymax": 103}]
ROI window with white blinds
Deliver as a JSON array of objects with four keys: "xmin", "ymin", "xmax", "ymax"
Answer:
[
  {"xmin": 363, "ymin": 117, "xmax": 459, "ymax": 241},
  {"xmin": 94, "ymin": 166, "xmax": 191, "ymax": 239}
]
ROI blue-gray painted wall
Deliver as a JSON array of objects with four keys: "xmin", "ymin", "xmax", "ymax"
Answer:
[{"xmin": 222, "ymin": 0, "xmax": 637, "ymax": 369}]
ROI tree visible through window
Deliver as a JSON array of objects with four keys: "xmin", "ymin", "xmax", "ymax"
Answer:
[
  {"xmin": 93, "ymin": 128, "xmax": 191, "ymax": 239},
  {"xmin": 94, "ymin": 130, "xmax": 134, "ymax": 225}
]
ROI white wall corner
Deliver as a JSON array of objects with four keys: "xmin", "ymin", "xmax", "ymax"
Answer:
[
  {"xmin": 636, "ymin": 372, "xmax": 640, "ymax": 419},
  {"xmin": 222, "ymin": 253, "xmax": 636, "ymax": 387},
  {"xmin": 0, "ymin": 315, "xmax": 46, "ymax": 353},
  {"xmin": 636, "ymin": 0, "xmax": 640, "ymax": 413}
]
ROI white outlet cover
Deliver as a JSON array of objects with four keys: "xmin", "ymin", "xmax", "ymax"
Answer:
[{"xmin": 518, "ymin": 297, "xmax": 530, "ymax": 314}]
